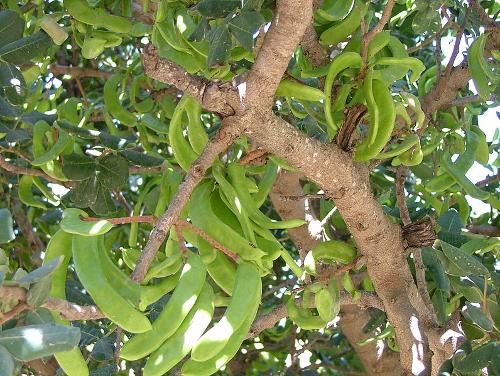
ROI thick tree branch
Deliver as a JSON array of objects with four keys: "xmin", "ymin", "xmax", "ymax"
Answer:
[
  {"xmin": 141, "ymin": 45, "xmax": 237, "ymax": 116},
  {"xmin": 269, "ymin": 171, "xmax": 402, "ymax": 375},
  {"xmin": 246, "ymin": 0, "xmax": 313, "ymax": 107}
]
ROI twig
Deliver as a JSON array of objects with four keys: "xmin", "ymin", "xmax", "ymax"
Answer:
[
  {"xmin": 396, "ymin": 166, "xmax": 411, "ymax": 226},
  {"xmin": 129, "ymin": 165, "xmax": 167, "ymax": 174},
  {"xmin": 175, "ymin": 225, "xmax": 189, "ymax": 255},
  {"xmin": 112, "ymin": 190, "xmax": 133, "ymax": 214},
  {"xmin": 407, "ymin": 21, "xmax": 455, "ymax": 54},
  {"xmin": 262, "ymin": 278, "xmax": 297, "ymax": 299},
  {"xmin": 466, "ymin": 224, "xmax": 500, "ymax": 237},
  {"xmin": 0, "ymin": 145, "xmax": 32, "ymax": 162},
  {"xmin": 81, "ymin": 215, "xmax": 157, "ymax": 225},
  {"xmin": 114, "ymin": 328, "xmax": 123, "ymax": 367},
  {"xmin": 443, "ymin": 10, "xmax": 469, "ymax": 79},
  {"xmin": 449, "ymin": 93, "xmax": 497, "ymax": 107},
  {"xmin": 0, "ymin": 302, "xmax": 30, "ymax": 325},
  {"xmin": 48, "ymin": 65, "xmax": 114, "ymax": 79},
  {"xmin": 413, "ymin": 249, "xmax": 438, "ymax": 325},
  {"xmin": 176, "ymin": 220, "xmax": 240, "ymax": 262},
  {"xmin": 360, "ymin": 0, "xmax": 396, "ymax": 62},
  {"xmin": 0, "ymin": 155, "xmax": 63, "ymax": 185},
  {"xmin": 11, "ymin": 195, "xmax": 45, "ymax": 254},
  {"xmin": 475, "ymin": 172, "xmax": 499, "ymax": 187},
  {"xmin": 239, "ymin": 148, "xmax": 268, "ymax": 165}
]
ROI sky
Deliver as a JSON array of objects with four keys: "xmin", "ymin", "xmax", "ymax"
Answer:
[{"xmin": 440, "ymin": 34, "xmax": 499, "ymax": 216}]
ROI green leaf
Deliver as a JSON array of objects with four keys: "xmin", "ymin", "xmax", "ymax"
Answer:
[
  {"xmin": 437, "ymin": 209, "xmax": 464, "ymax": 235},
  {"xmin": 0, "ymin": 95, "xmax": 21, "ymax": 118},
  {"xmin": 63, "ymin": 153, "xmax": 96, "ymax": 181},
  {"xmin": 0, "ymin": 344, "xmax": 15, "ymax": 376},
  {"xmin": 431, "ymin": 289, "xmax": 447, "ymax": 325},
  {"xmin": 453, "ymin": 342, "xmax": 495, "ymax": 372},
  {"xmin": 228, "ymin": 12, "xmax": 265, "ymax": 51},
  {"xmin": 0, "ymin": 31, "xmax": 52, "ymax": 65},
  {"xmin": 89, "ymin": 364, "xmax": 118, "ymax": 376},
  {"xmin": 194, "ymin": 0, "xmax": 240, "ymax": 18},
  {"xmin": 90, "ymin": 336, "xmax": 115, "ymax": 361},
  {"xmin": 0, "ymin": 324, "xmax": 80, "ymax": 361},
  {"xmin": 0, "ymin": 208, "xmax": 15, "ymax": 244},
  {"xmin": 242, "ymin": 0, "xmax": 264, "ymax": 11},
  {"xmin": 207, "ymin": 23, "xmax": 232, "ymax": 67},
  {"xmin": 17, "ymin": 256, "xmax": 63, "ymax": 285},
  {"xmin": 0, "ymin": 10, "xmax": 24, "ymax": 48},
  {"xmin": 421, "ymin": 247, "xmax": 450, "ymax": 292},
  {"xmin": 96, "ymin": 154, "xmax": 129, "ymax": 189},
  {"xmin": 0, "ymin": 62, "xmax": 26, "ymax": 105},
  {"xmin": 27, "ymin": 276, "xmax": 52, "ymax": 307},
  {"xmin": 90, "ymin": 182, "xmax": 117, "ymax": 215},
  {"xmin": 463, "ymin": 303, "xmax": 493, "ymax": 332},
  {"xmin": 120, "ymin": 150, "xmax": 164, "ymax": 167},
  {"xmin": 189, "ymin": 18, "xmax": 210, "ymax": 42},
  {"xmin": 60, "ymin": 208, "xmax": 113, "ymax": 236},
  {"xmin": 441, "ymin": 241, "xmax": 490, "ymax": 276},
  {"xmin": 69, "ymin": 176, "xmax": 99, "ymax": 207},
  {"xmin": 140, "ymin": 113, "xmax": 168, "ymax": 134},
  {"xmin": 24, "ymin": 308, "xmax": 55, "ymax": 326}
]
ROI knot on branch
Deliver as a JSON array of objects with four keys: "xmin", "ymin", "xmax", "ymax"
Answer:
[{"xmin": 402, "ymin": 217, "xmax": 437, "ymax": 248}]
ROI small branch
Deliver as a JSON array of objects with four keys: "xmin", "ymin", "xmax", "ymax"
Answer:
[
  {"xmin": 175, "ymin": 225, "xmax": 189, "ymax": 255},
  {"xmin": 449, "ymin": 93, "xmax": 497, "ymax": 107},
  {"xmin": 247, "ymin": 292, "xmax": 384, "ymax": 339},
  {"xmin": 129, "ymin": 165, "xmax": 167, "ymax": 174},
  {"xmin": 81, "ymin": 215, "xmax": 157, "ymax": 225},
  {"xmin": 11, "ymin": 195, "xmax": 45, "ymax": 254},
  {"xmin": 361, "ymin": 0, "xmax": 396, "ymax": 62},
  {"xmin": 246, "ymin": 0, "xmax": 313, "ymax": 107},
  {"xmin": 112, "ymin": 190, "xmax": 133, "ymax": 215},
  {"xmin": 176, "ymin": 220, "xmax": 240, "ymax": 262},
  {"xmin": 48, "ymin": 65, "xmax": 114, "ymax": 79},
  {"xmin": 413, "ymin": 249, "xmax": 438, "ymax": 325},
  {"xmin": 396, "ymin": 166, "xmax": 411, "ymax": 226},
  {"xmin": 407, "ymin": 21, "xmax": 455, "ymax": 54},
  {"xmin": 239, "ymin": 148, "xmax": 268, "ymax": 165},
  {"xmin": 262, "ymin": 278, "xmax": 297, "ymax": 299},
  {"xmin": 114, "ymin": 328, "xmax": 123, "ymax": 367},
  {"xmin": 476, "ymin": 172, "xmax": 500, "ymax": 187},
  {"xmin": 0, "ymin": 302, "xmax": 30, "ymax": 325},
  {"xmin": 466, "ymin": 224, "xmax": 500, "ymax": 237},
  {"xmin": 443, "ymin": 11, "xmax": 469, "ymax": 79},
  {"xmin": 131, "ymin": 120, "xmax": 242, "ymax": 282},
  {"xmin": 0, "ymin": 145, "xmax": 32, "ymax": 162},
  {"xmin": 0, "ymin": 155, "xmax": 63, "ymax": 185},
  {"xmin": 43, "ymin": 297, "xmax": 105, "ymax": 320},
  {"xmin": 0, "ymin": 287, "xmax": 105, "ymax": 321}
]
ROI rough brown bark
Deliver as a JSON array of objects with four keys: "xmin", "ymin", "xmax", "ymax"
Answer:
[
  {"xmin": 269, "ymin": 171, "xmax": 402, "ymax": 375},
  {"xmin": 137, "ymin": 1, "xmax": 500, "ymax": 373}
]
